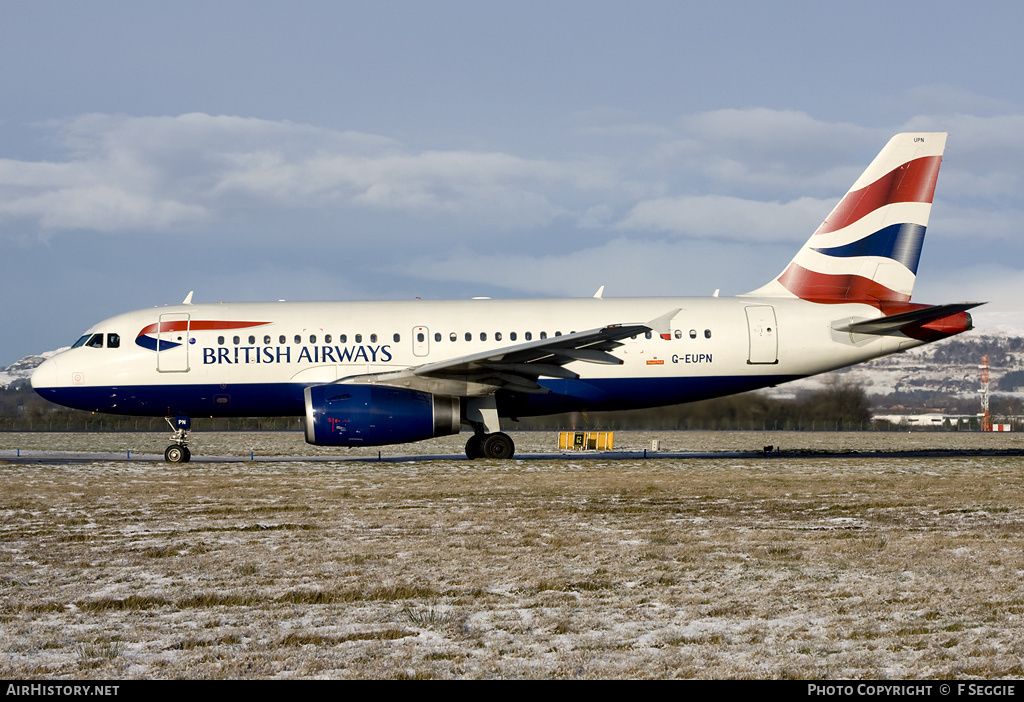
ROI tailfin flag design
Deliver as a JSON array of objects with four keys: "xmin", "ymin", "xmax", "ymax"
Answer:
[{"xmin": 745, "ymin": 132, "xmax": 947, "ymax": 305}]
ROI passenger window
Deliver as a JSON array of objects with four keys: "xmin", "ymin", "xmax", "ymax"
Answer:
[
  {"xmin": 480, "ymin": 332, "xmax": 487, "ymax": 342},
  {"xmin": 689, "ymin": 330, "xmax": 697, "ymax": 339},
  {"xmin": 249, "ymin": 335, "xmax": 256, "ymax": 344},
  {"xmin": 705, "ymin": 329, "xmax": 712, "ymax": 339},
  {"xmin": 555, "ymin": 331, "xmax": 561, "ymax": 337},
  {"xmin": 450, "ymin": 332, "xmax": 457, "ymax": 342},
  {"xmin": 417, "ymin": 333, "xmax": 425, "ymax": 342},
  {"xmin": 394, "ymin": 333, "xmax": 400, "ymax": 342},
  {"xmin": 525, "ymin": 332, "xmax": 532, "ymax": 341},
  {"xmin": 434, "ymin": 333, "xmax": 441, "ymax": 342},
  {"xmin": 294, "ymin": 335, "xmax": 301, "ymax": 344},
  {"xmin": 674, "ymin": 330, "xmax": 682, "ymax": 339},
  {"xmin": 86, "ymin": 333, "xmax": 104, "ymax": 348},
  {"xmin": 264, "ymin": 335, "xmax": 272, "ymax": 344},
  {"xmin": 279, "ymin": 335, "xmax": 286, "ymax": 344},
  {"xmin": 645, "ymin": 332, "xmax": 652, "ymax": 339},
  {"xmin": 218, "ymin": 336, "xmax": 225, "ymax": 345},
  {"xmin": 355, "ymin": 334, "xmax": 362, "ymax": 343},
  {"xmin": 510, "ymin": 332, "xmax": 517, "ymax": 341},
  {"xmin": 325, "ymin": 334, "xmax": 332, "ymax": 343},
  {"xmin": 310, "ymin": 335, "xmax": 317, "ymax": 344},
  {"xmin": 495, "ymin": 332, "xmax": 502, "ymax": 341},
  {"xmin": 107, "ymin": 333, "xmax": 120, "ymax": 349},
  {"xmin": 340, "ymin": 334, "xmax": 347, "ymax": 343},
  {"xmin": 233, "ymin": 336, "xmax": 240, "ymax": 345},
  {"xmin": 370, "ymin": 334, "xmax": 377, "ymax": 343},
  {"xmin": 540, "ymin": 331, "xmax": 547, "ymax": 340},
  {"xmin": 465, "ymin": 332, "xmax": 472, "ymax": 341}
]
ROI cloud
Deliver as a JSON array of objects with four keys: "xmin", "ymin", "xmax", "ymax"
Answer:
[
  {"xmin": 617, "ymin": 194, "xmax": 830, "ymax": 242},
  {"xmin": 931, "ymin": 204, "xmax": 1024, "ymax": 241},
  {"xmin": 0, "ymin": 184, "xmax": 208, "ymax": 231},
  {"xmin": 608, "ymin": 109, "xmax": 892, "ymax": 202},
  {"xmin": 683, "ymin": 108, "xmax": 873, "ymax": 152},
  {"xmin": 0, "ymin": 113, "xmax": 631, "ymax": 236},
  {"xmin": 217, "ymin": 148, "xmax": 586, "ymax": 227},
  {"xmin": 386, "ymin": 237, "xmax": 790, "ymax": 299},
  {"xmin": 1, "ymin": 108, "xmax": 1022, "ymax": 304}
]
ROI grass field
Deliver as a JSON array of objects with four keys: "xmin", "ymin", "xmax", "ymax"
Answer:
[{"xmin": 2, "ymin": 431, "xmax": 1023, "ymax": 679}]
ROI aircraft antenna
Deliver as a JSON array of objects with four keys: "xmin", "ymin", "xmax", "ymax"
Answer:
[{"xmin": 980, "ymin": 355, "xmax": 991, "ymax": 432}]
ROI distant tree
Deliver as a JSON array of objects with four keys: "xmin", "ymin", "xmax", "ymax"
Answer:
[
  {"xmin": 798, "ymin": 378, "xmax": 872, "ymax": 426},
  {"xmin": 998, "ymin": 370, "xmax": 1024, "ymax": 391}
]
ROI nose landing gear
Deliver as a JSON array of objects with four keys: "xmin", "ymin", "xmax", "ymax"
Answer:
[{"xmin": 163, "ymin": 416, "xmax": 192, "ymax": 463}]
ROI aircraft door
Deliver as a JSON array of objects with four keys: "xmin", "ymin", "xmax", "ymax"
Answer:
[
  {"xmin": 157, "ymin": 312, "xmax": 191, "ymax": 372},
  {"xmin": 412, "ymin": 326, "xmax": 429, "ymax": 357},
  {"xmin": 745, "ymin": 306, "xmax": 778, "ymax": 364}
]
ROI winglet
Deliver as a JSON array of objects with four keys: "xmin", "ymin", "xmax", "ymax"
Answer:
[
  {"xmin": 593, "ymin": 286, "xmax": 605, "ymax": 299},
  {"xmin": 648, "ymin": 308, "xmax": 680, "ymax": 341},
  {"xmin": 182, "ymin": 291, "xmax": 194, "ymax": 305}
]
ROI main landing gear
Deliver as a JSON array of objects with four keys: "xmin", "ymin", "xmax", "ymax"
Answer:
[
  {"xmin": 462, "ymin": 397, "xmax": 514, "ymax": 459},
  {"xmin": 465, "ymin": 432, "xmax": 515, "ymax": 460},
  {"xmin": 163, "ymin": 416, "xmax": 192, "ymax": 463}
]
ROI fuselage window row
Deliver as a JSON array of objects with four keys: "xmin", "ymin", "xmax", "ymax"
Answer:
[
  {"xmin": 204, "ymin": 327, "xmax": 711, "ymax": 349},
  {"xmin": 215, "ymin": 333, "xmax": 385, "ymax": 346}
]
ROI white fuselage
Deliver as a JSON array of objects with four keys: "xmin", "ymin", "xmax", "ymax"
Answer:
[{"xmin": 31, "ymin": 295, "xmax": 915, "ymax": 420}]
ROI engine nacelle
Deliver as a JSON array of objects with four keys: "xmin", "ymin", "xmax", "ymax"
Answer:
[{"xmin": 303, "ymin": 384, "xmax": 461, "ymax": 447}]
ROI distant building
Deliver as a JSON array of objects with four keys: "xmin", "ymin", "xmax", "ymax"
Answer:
[
  {"xmin": 872, "ymin": 413, "xmax": 1014, "ymax": 431},
  {"xmin": 873, "ymin": 413, "xmax": 946, "ymax": 427}
]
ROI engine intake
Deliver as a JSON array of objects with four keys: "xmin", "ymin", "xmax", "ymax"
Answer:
[{"xmin": 304, "ymin": 384, "xmax": 460, "ymax": 447}]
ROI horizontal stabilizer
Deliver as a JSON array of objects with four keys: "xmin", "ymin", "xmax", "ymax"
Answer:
[{"xmin": 833, "ymin": 302, "xmax": 985, "ymax": 336}]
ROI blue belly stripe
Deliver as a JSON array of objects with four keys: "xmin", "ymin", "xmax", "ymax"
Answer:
[{"xmin": 36, "ymin": 375, "xmax": 802, "ymax": 419}]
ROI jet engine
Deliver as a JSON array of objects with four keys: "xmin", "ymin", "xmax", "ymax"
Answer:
[{"xmin": 303, "ymin": 384, "xmax": 461, "ymax": 447}]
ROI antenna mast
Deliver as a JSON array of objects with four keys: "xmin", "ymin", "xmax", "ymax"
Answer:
[{"xmin": 980, "ymin": 355, "xmax": 991, "ymax": 432}]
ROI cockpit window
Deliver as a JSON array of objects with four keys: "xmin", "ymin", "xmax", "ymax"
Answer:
[{"xmin": 74, "ymin": 332, "xmax": 115, "ymax": 348}]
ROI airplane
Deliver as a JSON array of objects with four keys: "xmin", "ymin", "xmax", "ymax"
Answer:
[{"xmin": 31, "ymin": 132, "xmax": 981, "ymax": 462}]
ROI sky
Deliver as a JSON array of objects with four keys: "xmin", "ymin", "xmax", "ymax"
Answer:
[{"xmin": 3, "ymin": 0, "xmax": 1024, "ymax": 365}]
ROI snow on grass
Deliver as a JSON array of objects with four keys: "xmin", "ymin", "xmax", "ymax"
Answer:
[{"xmin": 2, "ymin": 431, "xmax": 1024, "ymax": 678}]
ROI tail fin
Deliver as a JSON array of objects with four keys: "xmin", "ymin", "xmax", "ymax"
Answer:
[{"xmin": 745, "ymin": 132, "xmax": 947, "ymax": 305}]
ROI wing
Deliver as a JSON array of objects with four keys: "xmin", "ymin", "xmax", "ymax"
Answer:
[{"xmin": 335, "ymin": 309, "xmax": 680, "ymax": 397}]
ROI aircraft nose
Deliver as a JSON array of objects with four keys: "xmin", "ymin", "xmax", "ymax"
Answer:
[{"xmin": 30, "ymin": 356, "xmax": 58, "ymax": 390}]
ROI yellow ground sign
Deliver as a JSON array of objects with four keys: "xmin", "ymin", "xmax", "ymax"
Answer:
[{"xmin": 558, "ymin": 431, "xmax": 614, "ymax": 451}]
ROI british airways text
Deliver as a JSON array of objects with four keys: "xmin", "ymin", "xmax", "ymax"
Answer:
[{"xmin": 203, "ymin": 345, "xmax": 393, "ymax": 364}]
